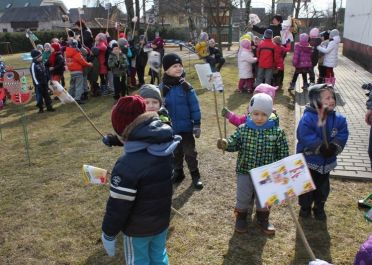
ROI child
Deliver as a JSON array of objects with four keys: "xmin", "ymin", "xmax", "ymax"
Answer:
[
  {"xmin": 102, "ymin": 84, "xmax": 169, "ymax": 147},
  {"xmin": 42, "ymin": 43, "xmax": 51, "ymax": 64},
  {"xmin": 161, "ymin": 53, "xmax": 203, "ymax": 190},
  {"xmin": 254, "ymin": 29, "xmax": 280, "ymax": 87},
  {"xmin": 195, "ymin": 32, "xmax": 209, "ymax": 59},
  {"xmin": 30, "ymin": 49, "xmax": 55, "ymax": 113},
  {"xmin": 317, "ymin": 31, "xmax": 330, "ymax": 84},
  {"xmin": 309, "ymin": 28, "xmax": 322, "ymax": 84},
  {"xmin": 46, "ymin": 42, "xmax": 65, "ymax": 83},
  {"xmin": 206, "ymin": 38, "xmax": 225, "ymax": 72},
  {"xmin": 95, "ymin": 33, "xmax": 108, "ymax": 94},
  {"xmin": 272, "ymin": 36, "xmax": 291, "ymax": 89},
  {"xmin": 289, "ymin": 33, "xmax": 312, "ymax": 90},
  {"xmin": 237, "ymin": 38, "xmax": 257, "ymax": 93},
  {"xmin": 297, "ymin": 84, "xmax": 348, "ymax": 220},
  {"xmin": 101, "ymin": 96, "xmax": 180, "ymax": 264},
  {"xmin": 65, "ymin": 39, "xmax": 92, "ymax": 104},
  {"xmin": 217, "ymin": 93, "xmax": 289, "ymax": 234},
  {"xmin": 108, "ymin": 43, "xmax": 128, "ymax": 100},
  {"xmin": 317, "ymin": 29, "xmax": 341, "ymax": 85},
  {"xmin": 136, "ymin": 35, "xmax": 148, "ymax": 86}
]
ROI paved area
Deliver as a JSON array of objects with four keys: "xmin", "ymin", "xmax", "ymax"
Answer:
[{"xmin": 295, "ymin": 49, "xmax": 372, "ymax": 181}]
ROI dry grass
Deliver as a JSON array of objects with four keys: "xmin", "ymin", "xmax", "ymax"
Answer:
[{"xmin": 0, "ymin": 53, "xmax": 370, "ymax": 265}]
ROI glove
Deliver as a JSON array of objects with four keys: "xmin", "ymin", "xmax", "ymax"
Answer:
[
  {"xmin": 102, "ymin": 134, "xmax": 124, "ymax": 147},
  {"xmin": 308, "ymin": 259, "xmax": 332, "ymax": 265},
  {"xmin": 221, "ymin": 107, "xmax": 232, "ymax": 119},
  {"xmin": 319, "ymin": 143, "xmax": 338, "ymax": 158},
  {"xmin": 101, "ymin": 232, "xmax": 116, "ymax": 257},
  {"xmin": 217, "ymin": 138, "xmax": 228, "ymax": 150},
  {"xmin": 193, "ymin": 125, "xmax": 201, "ymax": 138}
]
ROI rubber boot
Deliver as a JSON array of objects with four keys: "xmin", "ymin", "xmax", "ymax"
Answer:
[
  {"xmin": 313, "ymin": 202, "xmax": 326, "ymax": 220},
  {"xmin": 190, "ymin": 169, "xmax": 203, "ymax": 190},
  {"xmin": 234, "ymin": 208, "xmax": 248, "ymax": 233},
  {"xmin": 255, "ymin": 210, "xmax": 275, "ymax": 236},
  {"xmin": 172, "ymin": 169, "xmax": 185, "ymax": 184}
]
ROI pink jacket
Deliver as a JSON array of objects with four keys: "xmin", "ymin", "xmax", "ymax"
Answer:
[
  {"xmin": 292, "ymin": 42, "xmax": 312, "ymax": 69},
  {"xmin": 226, "ymin": 112, "xmax": 247, "ymax": 127},
  {"xmin": 96, "ymin": 40, "xmax": 108, "ymax": 74}
]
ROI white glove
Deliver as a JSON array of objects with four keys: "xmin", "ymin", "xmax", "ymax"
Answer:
[{"xmin": 309, "ymin": 259, "xmax": 332, "ymax": 265}]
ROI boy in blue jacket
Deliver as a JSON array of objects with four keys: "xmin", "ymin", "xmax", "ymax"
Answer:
[
  {"xmin": 297, "ymin": 84, "xmax": 348, "ymax": 220},
  {"xmin": 101, "ymin": 96, "xmax": 181, "ymax": 264},
  {"xmin": 160, "ymin": 53, "xmax": 203, "ymax": 189}
]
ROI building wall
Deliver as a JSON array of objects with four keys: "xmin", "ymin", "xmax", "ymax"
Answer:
[
  {"xmin": 0, "ymin": 23, "xmax": 12, "ymax": 32},
  {"xmin": 343, "ymin": 0, "xmax": 372, "ymax": 73}
]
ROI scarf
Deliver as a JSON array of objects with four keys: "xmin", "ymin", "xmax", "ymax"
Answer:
[{"xmin": 162, "ymin": 73, "xmax": 192, "ymax": 97}]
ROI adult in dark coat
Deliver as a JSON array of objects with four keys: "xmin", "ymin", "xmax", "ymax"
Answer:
[
  {"xmin": 75, "ymin": 20, "xmax": 94, "ymax": 49},
  {"xmin": 252, "ymin": 14, "xmax": 283, "ymax": 38}
]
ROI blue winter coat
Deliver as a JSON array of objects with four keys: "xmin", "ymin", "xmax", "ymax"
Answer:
[
  {"xmin": 102, "ymin": 112, "xmax": 181, "ymax": 237},
  {"xmin": 162, "ymin": 84, "xmax": 201, "ymax": 134},
  {"xmin": 296, "ymin": 106, "xmax": 349, "ymax": 174}
]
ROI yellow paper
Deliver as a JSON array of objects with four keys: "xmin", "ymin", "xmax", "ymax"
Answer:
[{"xmin": 82, "ymin": 165, "xmax": 108, "ymax": 184}]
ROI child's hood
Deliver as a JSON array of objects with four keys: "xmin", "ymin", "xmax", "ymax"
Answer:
[
  {"xmin": 245, "ymin": 117, "xmax": 277, "ymax": 130},
  {"xmin": 125, "ymin": 135, "xmax": 181, "ymax": 156}
]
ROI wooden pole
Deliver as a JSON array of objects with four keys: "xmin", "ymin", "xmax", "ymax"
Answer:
[
  {"xmin": 213, "ymin": 84, "xmax": 224, "ymax": 154},
  {"xmin": 78, "ymin": 10, "xmax": 84, "ymax": 47},
  {"xmin": 106, "ymin": 7, "xmax": 110, "ymax": 33},
  {"xmin": 222, "ymin": 88, "xmax": 227, "ymax": 138}
]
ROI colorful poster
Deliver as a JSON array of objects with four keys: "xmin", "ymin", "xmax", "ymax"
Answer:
[
  {"xmin": 148, "ymin": 51, "xmax": 161, "ymax": 73},
  {"xmin": 82, "ymin": 164, "xmax": 109, "ymax": 185},
  {"xmin": 250, "ymin": 153, "xmax": 315, "ymax": 208},
  {"xmin": 194, "ymin": 64, "xmax": 224, "ymax": 91}
]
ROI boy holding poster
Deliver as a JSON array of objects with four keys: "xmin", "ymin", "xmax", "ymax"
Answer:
[
  {"xmin": 296, "ymin": 84, "xmax": 348, "ymax": 220},
  {"xmin": 217, "ymin": 93, "xmax": 289, "ymax": 235}
]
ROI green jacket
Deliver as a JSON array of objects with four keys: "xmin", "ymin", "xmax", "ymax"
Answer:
[
  {"xmin": 226, "ymin": 119, "xmax": 289, "ymax": 174},
  {"xmin": 108, "ymin": 52, "xmax": 128, "ymax": 76}
]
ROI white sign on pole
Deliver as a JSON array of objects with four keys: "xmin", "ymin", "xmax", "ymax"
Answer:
[
  {"xmin": 250, "ymin": 153, "xmax": 316, "ymax": 208},
  {"xmin": 148, "ymin": 51, "xmax": 161, "ymax": 73},
  {"xmin": 194, "ymin": 63, "xmax": 224, "ymax": 91}
]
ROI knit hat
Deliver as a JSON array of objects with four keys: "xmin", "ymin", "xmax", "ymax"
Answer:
[
  {"xmin": 44, "ymin": 43, "xmax": 51, "ymax": 50},
  {"xmin": 240, "ymin": 39, "xmax": 251, "ymax": 49},
  {"xmin": 111, "ymin": 96, "xmax": 146, "ymax": 136},
  {"xmin": 264, "ymin": 29, "xmax": 273, "ymax": 39},
  {"xmin": 51, "ymin": 42, "xmax": 61, "ymax": 52},
  {"xmin": 31, "ymin": 49, "xmax": 42, "ymax": 59},
  {"xmin": 354, "ymin": 234, "xmax": 372, "ymax": 265},
  {"xmin": 248, "ymin": 93, "xmax": 273, "ymax": 117},
  {"xmin": 309, "ymin": 28, "xmax": 320, "ymax": 38},
  {"xmin": 330, "ymin": 29, "xmax": 340, "ymax": 39},
  {"xmin": 273, "ymin": 36, "xmax": 281, "ymax": 45},
  {"xmin": 118, "ymin": 38, "xmax": 129, "ymax": 49},
  {"xmin": 36, "ymin": 44, "xmax": 44, "ymax": 51},
  {"xmin": 138, "ymin": 84, "xmax": 162, "ymax": 105},
  {"xmin": 308, "ymin": 84, "xmax": 335, "ymax": 108},
  {"xmin": 163, "ymin": 53, "xmax": 183, "ymax": 71},
  {"xmin": 300, "ymin": 33, "xmax": 309, "ymax": 43},
  {"xmin": 109, "ymin": 40, "xmax": 118, "ymax": 48},
  {"xmin": 272, "ymin": 14, "xmax": 283, "ymax": 24},
  {"xmin": 68, "ymin": 39, "xmax": 78, "ymax": 48}
]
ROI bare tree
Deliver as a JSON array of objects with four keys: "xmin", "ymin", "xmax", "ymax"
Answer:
[
  {"xmin": 244, "ymin": 0, "xmax": 251, "ymax": 29},
  {"xmin": 271, "ymin": 0, "xmax": 275, "ymax": 17},
  {"xmin": 332, "ymin": 0, "xmax": 337, "ymax": 28}
]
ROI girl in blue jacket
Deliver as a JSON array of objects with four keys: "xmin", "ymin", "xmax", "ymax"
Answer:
[
  {"xmin": 161, "ymin": 53, "xmax": 203, "ymax": 190},
  {"xmin": 297, "ymin": 84, "xmax": 348, "ymax": 220}
]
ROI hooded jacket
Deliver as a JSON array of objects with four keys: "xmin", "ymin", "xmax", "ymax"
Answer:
[
  {"xmin": 238, "ymin": 47, "xmax": 257, "ymax": 79},
  {"xmin": 296, "ymin": 105, "xmax": 348, "ymax": 174},
  {"xmin": 102, "ymin": 112, "xmax": 181, "ymax": 237},
  {"xmin": 292, "ymin": 41, "xmax": 312, "ymax": 69},
  {"xmin": 317, "ymin": 35, "xmax": 341, "ymax": 68},
  {"xmin": 257, "ymin": 39, "xmax": 280, "ymax": 69},
  {"xmin": 65, "ymin": 47, "xmax": 90, "ymax": 72}
]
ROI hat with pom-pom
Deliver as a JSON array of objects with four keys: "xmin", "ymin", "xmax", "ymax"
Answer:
[{"xmin": 248, "ymin": 93, "xmax": 273, "ymax": 117}]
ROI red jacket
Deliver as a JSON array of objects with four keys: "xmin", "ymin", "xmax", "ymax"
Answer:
[
  {"xmin": 65, "ymin": 47, "xmax": 91, "ymax": 72},
  {"xmin": 274, "ymin": 42, "xmax": 291, "ymax": 70},
  {"xmin": 257, "ymin": 39, "xmax": 281, "ymax": 69},
  {"xmin": 96, "ymin": 41, "xmax": 108, "ymax": 74}
]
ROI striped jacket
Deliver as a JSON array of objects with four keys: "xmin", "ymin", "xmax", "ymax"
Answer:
[
  {"xmin": 102, "ymin": 113, "xmax": 180, "ymax": 237},
  {"xmin": 226, "ymin": 118, "xmax": 289, "ymax": 174}
]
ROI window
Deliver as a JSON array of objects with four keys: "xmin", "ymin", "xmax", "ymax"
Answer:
[{"xmin": 3, "ymin": 29, "xmax": 8, "ymax": 32}]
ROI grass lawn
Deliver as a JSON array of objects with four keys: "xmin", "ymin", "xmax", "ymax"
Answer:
[{"xmin": 0, "ymin": 53, "xmax": 370, "ymax": 265}]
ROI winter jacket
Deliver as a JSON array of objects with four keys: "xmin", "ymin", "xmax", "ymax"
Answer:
[
  {"xmin": 30, "ymin": 59, "xmax": 48, "ymax": 86},
  {"xmin": 195, "ymin": 41, "xmax": 209, "ymax": 58},
  {"xmin": 136, "ymin": 46, "xmax": 148, "ymax": 68},
  {"xmin": 96, "ymin": 40, "xmax": 108, "ymax": 74},
  {"xmin": 82, "ymin": 28, "xmax": 94, "ymax": 49},
  {"xmin": 257, "ymin": 39, "xmax": 280, "ymax": 69},
  {"xmin": 225, "ymin": 118, "xmax": 289, "ymax": 174},
  {"xmin": 309, "ymin": 37, "xmax": 322, "ymax": 67},
  {"xmin": 292, "ymin": 42, "xmax": 313, "ymax": 69},
  {"xmin": 253, "ymin": 24, "xmax": 282, "ymax": 38},
  {"xmin": 296, "ymin": 105, "xmax": 348, "ymax": 174},
  {"xmin": 317, "ymin": 35, "xmax": 340, "ymax": 68},
  {"xmin": 102, "ymin": 112, "xmax": 181, "ymax": 237},
  {"xmin": 238, "ymin": 48, "xmax": 257, "ymax": 79},
  {"xmin": 65, "ymin": 47, "xmax": 91, "ymax": 72},
  {"xmin": 162, "ymin": 84, "xmax": 201, "ymax": 134},
  {"xmin": 108, "ymin": 52, "xmax": 128, "ymax": 76},
  {"xmin": 274, "ymin": 42, "xmax": 291, "ymax": 70},
  {"xmin": 46, "ymin": 51, "xmax": 65, "ymax": 76}
]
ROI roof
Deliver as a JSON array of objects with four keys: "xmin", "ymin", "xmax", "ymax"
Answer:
[
  {"xmin": 0, "ymin": 0, "xmax": 42, "ymax": 12},
  {"xmin": 158, "ymin": 0, "xmax": 202, "ymax": 16},
  {"xmin": 0, "ymin": 5, "xmax": 65, "ymax": 22},
  {"xmin": 68, "ymin": 6, "xmax": 126, "ymax": 24}
]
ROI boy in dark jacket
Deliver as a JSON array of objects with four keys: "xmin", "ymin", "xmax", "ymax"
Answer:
[
  {"xmin": 30, "ymin": 49, "xmax": 54, "ymax": 113},
  {"xmin": 101, "ymin": 96, "xmax": 180, "ymax": 264},
  {"xmin": 136, "ymin": 35, "xmax": 148, "ymax": 86},
  {"xmin": 161, "ymin": 53, "xmax": 203, "ymax": 189}
]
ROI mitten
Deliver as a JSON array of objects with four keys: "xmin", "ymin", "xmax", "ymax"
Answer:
[
  {"xmin": 319, "ymin": 143, "xmax": 338, "ymax": 158},
  {"xmin": 221, "ymin": 107, "xmax": 232, "ymax": 119},
  {"xmin": 217, "ymin": 138, "xmax": 228, "ymax": 150},
  {"xmin": 102, "ymin": 134, "xmax": 124, "ymax": 147},
  {"xmin": 101, "ymin": 232, "xmax": 116, "ymax": 257},
  {"xmin": 193, "ymin": 125, "xmax": 201, "ymax": 138},
  {"xmin": 308, "ymin": 259, "xmax": 332, "ymax": 265}
]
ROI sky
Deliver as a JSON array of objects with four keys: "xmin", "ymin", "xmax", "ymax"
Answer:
[{"xmin": 61, "ymin": 0, "xmax": 346, "ymax": 12}]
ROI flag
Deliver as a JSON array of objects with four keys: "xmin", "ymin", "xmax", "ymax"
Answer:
[{"xmin": 49, "ymin": 81, "xmax": 74, "ymax": 104}]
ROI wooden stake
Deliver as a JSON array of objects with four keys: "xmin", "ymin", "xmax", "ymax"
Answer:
[{"xmin": 72, "ymin": 99, "xmax": 104, "ymax": 138}]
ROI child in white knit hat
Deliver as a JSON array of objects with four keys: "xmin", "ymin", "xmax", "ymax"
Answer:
[{"xmin": 217, "ymin": 93, "xmax": 289, "ymax": 235}]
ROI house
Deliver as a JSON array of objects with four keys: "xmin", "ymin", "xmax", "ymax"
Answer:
[
  {"xmin": 343, "ymin": 0, "xmax": 372, "ymax": 73},
  {"xmin": 0, "ymin": 0, "xmax": 67, "ymax": 16},
  {"xmin": 0, "ymin": 5, "xmax": 67, "ymax": 32}
]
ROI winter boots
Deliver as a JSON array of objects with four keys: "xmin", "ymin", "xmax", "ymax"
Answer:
[
  {"xmin": 172, "ymin": 168, "xmax": 203, "ymax": 190},
  {"xmin": 255, "ymin": 209, "xmax": 275, "ymax": 236},
  {"xmin": 172, "ymin": 169, "xmax": 185, "ymax": 184},
  {"xmin": 313, "ymin": 202, "xmax": 327, "ymax": 220},
  {"xmin": 234, "ymin": 208, "xmax": 248, "ymax": 233},
  {"xmin": 299, "ymin": 207, "xmax": 312, "ymax": 218}
]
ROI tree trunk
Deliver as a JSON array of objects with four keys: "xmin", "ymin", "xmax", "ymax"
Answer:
[
  {"xmin": 125, "ymin": 0, "xmax": 135, "ymax": 32},
  {"xmin": 294, "ymin": 0, "xmax": 301, "ymax": 19},
  {"xmin": 135, "ymin": 0, "xmax": 140, "ymax": 37},
  {"xmin": 271, "ymin": 0, "xmax": 275, "ymax": 16},
  {"xmin": 142, "ymin": 0, "xmax": 146, "ymax": 25},
  {"xmin": 333, "ymin": 0, "xmax": 337, "ymax": 28},
  {"xmin": 244, "ymin": 0, "xmax": 251, "ymax": 29}
]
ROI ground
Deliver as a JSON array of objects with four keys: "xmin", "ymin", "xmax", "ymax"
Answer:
[{"xmin": 0, "ymin": 50, "xmax": 370, "ymax": 265}]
